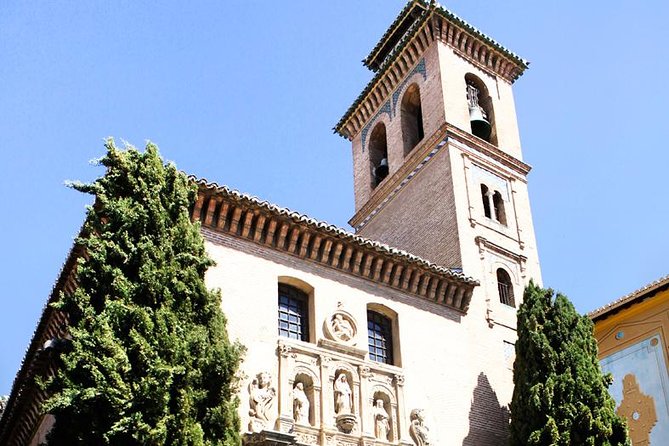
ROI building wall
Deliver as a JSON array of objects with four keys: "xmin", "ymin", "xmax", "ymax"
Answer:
[
  {"xmin": 594, "ymin": 289, "xmax": 669, "ymax": 445},
  {"xmin": 204, "ymin": 229, "xmax": 514, "ymax": 444}
]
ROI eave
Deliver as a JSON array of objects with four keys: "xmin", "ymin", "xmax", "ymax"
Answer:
[
  {"xmin": 589, "ymin": 274, "xmax": 669, "ymax": 323},
  {"xmin": 335, "ymin": 3, "xmax": 529, "ymax": 140},
  {"xmin": 192, "ymin": 178, "xmax": 479, "ymax": 313}
]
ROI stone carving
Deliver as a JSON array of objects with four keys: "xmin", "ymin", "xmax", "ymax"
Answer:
[
  {"xmin": 334, "ymin": 372, "xmax": 357, "ymax": 433},
  {"xmin": 332, "ymin": 314, "xmax": 354, "ymax": 341},
  {"xmin": 334, "ymin": 373, "xmax": 353, "ymax": 415},
  {"xmin": 295, "ymin": 432, "xmax": 318, "ymax": 445},
  {"xmin": 616, "ymin": 374, "xmax": 657, "ymax": 445},
  {"xmin": 372, "ymin": 399, "xmax": 390, "ymax": 440},
  {"xmin": 409, "ymin": 409, "xmax": 431, "ymax": 446},
  {"xmin": 248, "ymin": 371, "xmax": 276, "ymax": 432},
  {"xmin": 292, "ymin": 382, "xmax": 310, "ymax": 425},
  {"xmin": 324, "ymin": 306, "xmax": 358, "ymax": 346}
]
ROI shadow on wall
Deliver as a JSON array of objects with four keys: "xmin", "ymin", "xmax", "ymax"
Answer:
[{"xmin": 462, "ymin": 372, "xmax": 509, "ymax": 446}]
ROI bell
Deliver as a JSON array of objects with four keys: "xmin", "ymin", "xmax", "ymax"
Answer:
[
  {"xmin": 374, "ymin": 158, "xmax": 389, "ymax": 184},
  {"xmin": 469, "ymin": 105, "xmax": 491, "ymax": 141}
]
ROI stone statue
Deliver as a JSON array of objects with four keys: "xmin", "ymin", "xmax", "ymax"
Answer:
[
  {"xmin": 292, "ymin": 382, "xmax": 310, "ymax": 425},
  {"xmin": 334, "ymin": 373, "xmax": 353, "ymax": 415},
  {"xmin": 248, "ymin": 371, "xmax": 276, "ymax": 432},
  {"xmin": 409, "ymin": 409, "xmax": 430, "ymax": 446},
  {"xmin": 332, "ymin": 314, "xmax": 354, "ymax": 341},
  {"xmin": 372, "ymin": 399, "xmax": 390, "ymax": 440}
]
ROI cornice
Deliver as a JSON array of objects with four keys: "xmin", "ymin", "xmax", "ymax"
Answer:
[
  {"xmin": 192, "ymin": 179, "xmax": 478, "ymax": 313},
  {"xmin": 349, "ymin": 122, "xmax": 531, "ymax": 230},
  {"xmin": 335, "ymin": 5, "xmax": 528, "ymax": 140}
]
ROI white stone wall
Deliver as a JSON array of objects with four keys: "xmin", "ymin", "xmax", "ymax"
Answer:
[{"xmin": 205, "ymin": 230, "xmax": 514, "ymax": 445}]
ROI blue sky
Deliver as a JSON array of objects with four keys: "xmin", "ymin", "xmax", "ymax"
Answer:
[{"xmin": 1, "ymin": 1, "xmax": 668, "ymax": 395}]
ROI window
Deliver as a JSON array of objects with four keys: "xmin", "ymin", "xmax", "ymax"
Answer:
[
  {"xmin": 497, "ymin": 268, "xmax": 515, "ymax": 307},
  {"xmin": 480, "ymin": 184, "xmax": 491, "ymax": 218},
  {"xmin": 465, "ymin": 74, "xmax": 496, "ymax": 145},
  {"xmin": 369, "ymin": 122, "xmax": 389, "ymax": 188},
  {"xmin": 278, "ymin": 284, "xmax": 309, "ymax": 341},
  {"xmin": 481, "ymin": 184, "xmax": 507, "ymax": 226},
  {"xmin": 492, "ymin": 191, "xmax": 506, "ymax": 225},
  {"xmin": 367, "ymin": 310, "xmax": 393, "ymax": 364},
  {"xmin": 401, "ymin": 83, "xmax": 424, "ymax": 156}
]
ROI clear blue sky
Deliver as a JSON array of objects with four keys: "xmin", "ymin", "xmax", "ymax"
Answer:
[{"xmin": 1, "ymin": 1, "xmax": 668, "ymax": 395}]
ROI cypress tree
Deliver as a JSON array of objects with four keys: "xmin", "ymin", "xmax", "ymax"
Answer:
[
  {"xmin": 43, "ymin": 141, "xmax": 243, "ymax": 445},
  {"xmin": 509, "ymin": 282, "xmax": 629, "ymax": 446}
]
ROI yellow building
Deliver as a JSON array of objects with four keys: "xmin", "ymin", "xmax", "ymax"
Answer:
[{"xmin": 591, "ymin": 275, "xmax": 669, "ymax": 445}]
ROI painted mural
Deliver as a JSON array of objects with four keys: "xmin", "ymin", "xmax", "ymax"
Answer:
[{"xmin": 601, "ymin": 334, "xmax": 669, "ymax": 445}]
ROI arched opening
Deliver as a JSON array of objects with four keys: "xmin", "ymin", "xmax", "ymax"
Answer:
[
  {"xmin": 333, "ymin": 369, "xmax": 354, "ymax": 415},
  {"xmin": 278, "ymin": 283, "xmax": 310, "ymax": 342},
  {"xmin": 480, "ymin": 184, "xmax": 491, "ymax": 218},
  {"xmin": 369, "ymin": 122, "xmax": 389, "ymax": 188},
  {"xmin": 496, "ymin": 268, "xmax": 515, "ymax": 307},
  {"xmin": 367, "ymin": 310, "xmax": 394, "ymax": 365},
  {"xmin": 293, "ymin": 373, "xmax": 315, "ymax": 427},
  {"xmin": 492, "ymin": 191, "xmax": 506, "ymax": 225},
  {"xmin": 401, "ymin": 83, "xmax": 424, "ymax": 156},
  {"xmin": 372, "ymin": 391, "xmax": 393, "ymax": 442},
  {"xmin": 465, "ymin": 74, "xmax": 497, "ymax": 145}
]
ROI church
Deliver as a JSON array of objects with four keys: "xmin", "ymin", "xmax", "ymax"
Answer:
[{"xmin": 0, "ymin": 1, "xmax": 542, "ymax": 444}]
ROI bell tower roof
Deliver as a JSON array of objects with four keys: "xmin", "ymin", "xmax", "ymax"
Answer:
[{"xmin": 335, "ymin": 0, "xmax": 529, "ymax": 140}]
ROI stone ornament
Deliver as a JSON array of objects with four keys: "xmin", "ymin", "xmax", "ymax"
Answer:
[
  {"xmin": 372, "ymin": 399, "xmax": 390, "ymax": 440},
  {"xmin": 616, "ymin": 373, "xmax": 657, "ymax": 445},
  {"xmin": 409, "ymin": 409, "xmax": 430, "ymax": 446},
  {"xmin": 334, "ymin": 372, "xmax": 357, "ymax": 433},
  {"xmin": 334, "ymin": 373, "xmax": 353, "ymax": 415},
  {"xmin": 292, "ymin": 382, "xmax": 310, "ymax": 426},
  {"xmin": 324, "ymin": 304, "xmax": 358, "ymax": 346},
  {"xmin": 248, "ymin": 371, "xmax": 276, "ymax": 433}
]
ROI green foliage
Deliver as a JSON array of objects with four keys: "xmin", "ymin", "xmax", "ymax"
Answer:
[
  {"xmin": 509, "ymin": 282, "xmax": 629, "ymax": 446},
  {"xmin": 43, "ymin": 140, "xmax": 244, "ymax": 445}
]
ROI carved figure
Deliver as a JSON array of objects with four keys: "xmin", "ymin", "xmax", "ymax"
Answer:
[
  {"xmin": 334, "ymin": 373, "xmax": 353, "ymax": 415},
  {"xmin": 248, "ymin": 371, "xmax": 276, "ymax": 432},
  {"xmin": 332, "ymin": 314, "xmax": 354, "ymax": 341},
  {"xmin": 409, "ymin": 409, "xmax": 430, "ymax": 446},
  {"xmin": 373, "ymin": 399, "xmax": 390, "ymax": 440},
  {"xmin": 292, "ymin": 382, "xmax": 310, "ymax": 425}
]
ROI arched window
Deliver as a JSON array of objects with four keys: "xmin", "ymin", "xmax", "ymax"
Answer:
[
  {"xmin": 369, "ymin": 122, "xmax": 389, "ymax": 188},
  {"xmin": 497, "ymin": 268, "xmax": 515, "ymax": 307},
  {"xmin": 278, "ymin": 284, "xmax": 309, "ymax": 341},
  {"xmin": 401, "ymin": 83, "xmax": 424, "ymax": 156},
  {"xmin": 465, "ymin": 74, "xmax": 497, "ymax": 145},
  {"xmin": 493, "ymin": 191, "xmax": 506, "ymax": 226},
  {"xmin": 367, "ymin": 310, "xmax": 394, "ymax": 364},
  {"xmin": 480, "ymin": 184, "xmax": 491, "ymax": 218}
]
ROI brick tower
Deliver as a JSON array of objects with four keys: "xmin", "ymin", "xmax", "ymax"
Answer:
[{"xmin": 335, "ymin": 0, "xmax": 542, "ymax": 430}]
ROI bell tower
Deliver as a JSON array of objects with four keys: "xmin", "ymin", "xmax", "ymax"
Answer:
[{"xmin": 335, "ymin": 1, "xmax": 542, "ymax": 332}]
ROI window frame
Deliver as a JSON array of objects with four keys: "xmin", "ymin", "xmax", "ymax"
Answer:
[
  {"xmin": 278, "ymin": 283, "xmax": 310, "ymax": 342},
  {"xmin": 367, "ymin": 309, "xmax": 394, "ymax": 365}
]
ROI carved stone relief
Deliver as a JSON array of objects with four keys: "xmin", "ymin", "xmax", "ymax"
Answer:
[
  {"xmin": 409, "ymin": 409, "xmax": 430, "ymax": 446},
  {"xmin": 293, "ymin": 382, "xmax": 311, "ymax": 426},
  {"xmin": 616, "ymin": 374, "xmax": 657, "ymax": 445},
  {"xmin": 323, "ymin": 304, "xmax": 358, "ymax": 346},
  {"xmin": 248, "ymin": 371, "xmax": 277, "ymax": 433},
  {"xmin": 334, "ymin": 372, "xmax": 357, "ymax": 433},
  {"xmin": 372, "ymin": 399, "xmax": 391, "ymax": 440}
]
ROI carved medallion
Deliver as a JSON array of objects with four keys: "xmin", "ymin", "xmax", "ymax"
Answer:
[{"xmin": 323, "ymin": 305, "xmax": 358, "ymax": 346}]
